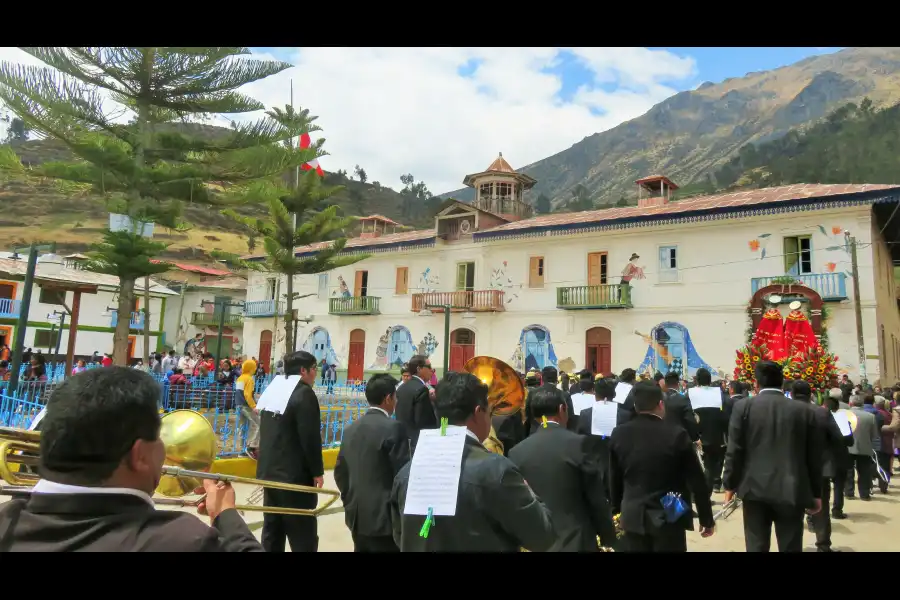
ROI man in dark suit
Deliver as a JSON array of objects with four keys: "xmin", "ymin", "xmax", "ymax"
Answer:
[
  {"xmin": 509, "ymin": 386, "xmax": 616, "ymax": 551},
  {"xmin": 334, "ymin": 373, "xmax": 410, "ymax": 552},
  {"xmin": 0, "ymin": 367, "xmax": 261, "ymax": 552},
  {"xmin": 723, "ymin": 361, "xmax": 824, "ymax": 552},
  {"xmin": 615, "ymin": 368, "xmax": 639, "ymax": 426},
  {"xmin": 844, "ymin": 395, "xmax": 880, "ymax": 500},
  {"xmin": 608, "ymin": 381, "xmax": 715, "ymax": 552},
  {"xmin": 390, "ymin": 372, "xmax": 557, "ymax": 552},
  {"xmin": 690, "ymin": 368, "xmax": 729, "ymax": 494},
  {"xmin": 576, "ymin": 378, "xmax": 618, "ymax": 497},
  {"xmin": 659, "ymin": 372, "xmax": 699, "ymax": 441},
  {"xmin": 541, "ymin": 366, "xmax": 577, "ymax": 431},
  {"xmin": 258, "ymin": 350, "xmax": 325, "ymax": 552},
  {"xmin": 394, "ymin": 354, "xmax": 437, "ymax": 452},
  {"xmin": 725, "ymin": 380, "xmax": 746, "ymax": 429}
]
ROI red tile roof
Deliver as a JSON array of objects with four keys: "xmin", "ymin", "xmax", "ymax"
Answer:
[
  {"xmin": 242, "ymin": 229, "xmax": 436, "ymax": 260},
  {"xmin": 360, "ymin": 214, "xmax": 401, "ymax": 226},
  {"xmin": 151, "ymin": 260, "xmax": 233, "ymax": 276},
  {"xmin": 480, "ymin": 183, "xmax": 900, "ymax": 235}
]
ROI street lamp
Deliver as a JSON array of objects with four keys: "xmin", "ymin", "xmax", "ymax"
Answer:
[
  {"xmin": 201, "ymin": 298, "xmax": 245, "ymax": 379},
  {"xmin": 418, "ymin": 303, "xmax": 457, "ymax": 376}
]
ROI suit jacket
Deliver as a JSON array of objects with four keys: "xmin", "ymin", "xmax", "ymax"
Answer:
[
  {"xmin": 508, "ymin": 423, "xmax": 615, "ymax": 551},
  {"xmin": 663, "ymin": 389, "xmax": 700, "ymax": 442},
  {"xmin": 492, "ymin": 412, "xmax": 525, "ymax": 457},
  {"xmin": 608, "ymin": 413, "xmax": 714, "ymax": 535},
  {"xmin": 722, "ymin": 390, "xmax": 823, "ymax": 508},
  {"xmin": 616, "ymin": 388, "xmax": 636, "ymax": 427},
  {"xmin": 542, "ymin": 383, "xmax": 578, "ymax": 432},
  {"xmin": 849, "ymin": 406, "xmax": 880, "ymax": 456},
  {"xmin": 692, "ymin": 388, "xmax": 729, "ymax": 448},
  {"xmin": 814, "ymin": 406, "xmax": 853, "ymax": 478},
  {"xmin": 0, "ymin": 492, "xmax": 262, "ymax": 552},
  {"xmin": 575, "ymin": 405, "xmax": 612, "ymax": 478},
  {"xmin": 334, "ymin": 408, "xmax": 411, "ymax": 537},
  {"xmin": 257, "ymin": 379, "xmax": 324, "ymax": 508},
  {"xmin": 390, "ymin": 436, "xmax": 557, "ymax": 552},
  {"xmin": 525, "ymin": 384, "xmax": 578, "ymax": 437},
  {"xmin": 394, "ymin": 377, "xmax": 436, "ymax": 450}
]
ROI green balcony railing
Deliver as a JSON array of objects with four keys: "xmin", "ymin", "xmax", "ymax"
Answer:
[
  {"xmin": 556, "ymin": 284, "xmax": 632, "ymax": 309},
  {"xmin": 329, "ymin": 296, "xmax": 381, "ymax": 315},
  {"xmin": 190, "ymin": 312, "xmax": 244, "ymax": 327}
]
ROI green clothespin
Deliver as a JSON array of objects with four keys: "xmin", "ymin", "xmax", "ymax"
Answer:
[
  {"xmin": 419, "ymin": 507, "xmax": 434, "ymax": 538},
  {"xmin": 440, "ymin": 417, "xmax": 448, "ymax": 436}
]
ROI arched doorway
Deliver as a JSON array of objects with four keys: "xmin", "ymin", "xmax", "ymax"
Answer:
[
  {"xmin": 585, "ymin": 327, "xmax": 611, "ymax": 375},
  {"xmin": 311, "ymin": 328, "xmax": 329, "ymax": 361},
  {"xmin": 348, "ymin": 329, "xmax": 365, "ymax": 381},
  {"xmin": 449, "ymin": 328, "xmax": 476, "ymax": 372},
  {"xmin": 259, "ymin": 330, "xmax": 273, "ymax": 372}
]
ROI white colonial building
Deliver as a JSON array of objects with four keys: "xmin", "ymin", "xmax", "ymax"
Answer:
[
  {"xmin": 239, "ymin": 155, "xmax": 900, "ymax": 385},
  {"xmin": 162, "ymin": 274, "xmax": 247, "ymax": 359}
]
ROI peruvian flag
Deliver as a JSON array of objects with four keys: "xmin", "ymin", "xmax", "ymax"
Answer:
[{"xmin": 299, "ymin": 131, "xmax": 325, "ymax": 176}]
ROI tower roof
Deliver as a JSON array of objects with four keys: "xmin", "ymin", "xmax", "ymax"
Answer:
[
  {"xmin": 462, "ymin": 152, "xmax": 537, "ymax": 189},
  {"xmin": 486, "ymin": 153, "xmax": 516, "ymax": 174}
]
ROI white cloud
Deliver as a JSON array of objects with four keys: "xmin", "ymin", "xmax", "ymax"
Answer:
[{"xmin": 0, "ymin": 47, "xmax": 698, "ymax": 196}]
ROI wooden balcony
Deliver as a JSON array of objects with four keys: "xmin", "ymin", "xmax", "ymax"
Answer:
[
  {"xmin": 556, "ymin": 284, "xmax": 632, "ymax": 310},
  {"xmin": 190, "ymin": 312, "xmax": 244, "ymax": 327},
  {"xmin": 411, "ymin": 290, "xmax": 505, "ymax": 313},
  {"xmin": 750, "ymin": 272, "xmax": 848, "ymax": 302},
  {"xmin": 329, "ymin": 296, "xmax": 381, "ymax": 315},
  {"xmin": 243, "ymin": 299, "xmax": 285, "ymax": 318}
]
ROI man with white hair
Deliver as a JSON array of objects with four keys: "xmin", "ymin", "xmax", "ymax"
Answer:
[{"xmin": 830, "ymin": 388, "xmax": 849, "ymax": 410}]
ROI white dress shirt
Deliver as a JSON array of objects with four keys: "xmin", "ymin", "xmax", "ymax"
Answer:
[{"xmin": 32, "ymin": 479, "xmax": 155, "ymax": 507}]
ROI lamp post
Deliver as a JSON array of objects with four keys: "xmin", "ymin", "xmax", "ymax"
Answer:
[
  {"xmin": 201, "ymin": 299, "xmax": 245, "ymax": 379},
  {"xmin": 417, "ymin": 304, "xmax": 475, "ymax": 376}
]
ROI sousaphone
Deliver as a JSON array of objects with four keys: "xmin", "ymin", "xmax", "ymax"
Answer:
[{"xmin": 463, "ymin": 356, "xmax": 527, "ymax": 456}]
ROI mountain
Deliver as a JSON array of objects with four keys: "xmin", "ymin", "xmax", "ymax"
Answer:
[
  {"xmin": 441, "ymin": 47, "xmax": 900, "ymax": 208},
  {"xmin": 0, "ymin": 124, "xmax": 412, "ymax": 263}
]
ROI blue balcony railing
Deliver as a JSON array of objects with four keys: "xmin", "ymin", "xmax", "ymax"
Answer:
[
  {"xmin": 243, "ymin": 299, "xmax": 285, "ymax": 318},
  {"xmin": 110, "ymin": 310, "xmax": 145, "ymax": 329},
  {"xmin": 0, "ymin": 298, "xmax": 21, "ymax": 318},
  {"xmin": 750, "ymin": 272, "xmax": 848, "ymax": 301}
]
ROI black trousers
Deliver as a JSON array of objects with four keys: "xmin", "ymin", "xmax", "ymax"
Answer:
[
  {"xmin": 621, "ymin": 526, "xmax": 687, "ymax": 552},
  {"xmin": 702, "ymin": 445, "xmax": 725, "ymax": 493},
  {"xmin": 876, "ymin": 452, "xmax": 892, "ymax": 493},
  {"xmin": 810, "ymin": 478, "xmax": 832, "ymax": 549},
  {"xmin": 844, "ymin": 454, "xmax": 874, "ymax": 499},
  {"xmin": 352, "ymin": 533, "xmax": 399, "ymax": 552},
  {"xmin": 261, "ymin": 488, "xmax": 318, "ymax": 552},
  {"xmin": 831, "ymin": 470, "xmax": 846, "ymax": 514},
  {"xmin": 742, "ymin": 499, "xmax": 805, "ymax": 552}
]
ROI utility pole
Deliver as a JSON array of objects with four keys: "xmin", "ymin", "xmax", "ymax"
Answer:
[
  {"xmin": 143, "ymin": 275, "xmax": 151, "ymax": 366},
  {"xmin": 174, "ymin": 282, "xmax": 189, "ymax": 355},
  {"xmin": 271, "ymin": 277, "xmax": 282, "ymax": 371},
  {"xmin": 201, "ymin": 298, "xmax": 244, "ymax": 379},
  {"xmin": 846, "ymin": 231, "xmax": 867, "ymax": 383},
  {"xmin": 7, "ymin": 244, "xmax": 39, "ymax": 395}
]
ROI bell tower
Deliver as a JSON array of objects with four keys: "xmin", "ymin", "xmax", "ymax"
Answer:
[{"xmin": 462, "ymin": 153, "xmax": 536, "ymax": 221}]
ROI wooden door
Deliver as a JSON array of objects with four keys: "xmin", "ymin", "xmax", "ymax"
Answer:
[
  {"xmin": 585, "ymin": 327, "xmax": 611, "ymax": 375},
  {"xmin": 449, "ymin": 328, "xmax": 475, "ymax": 372},
  {"xmin": 0, "ymin": 283, "xmax": 14, "ymax": 299},
  {"xmin": 354, "ymin": 271, "xmax": 368, "ymax": 297},
  {"xmin": 258, "ymin": 330, "xmax": 273, "ymax": 372},
  {"xmin": 348, "ymin": 329, "xmax": 365, "ymax": 381},
  {"xmin": 587, "ymin": 252, "xmax": 607, "ymax": 286},
  {"xmin": 395, "ymin": 267, "xmax": 409, "ymax": 295}
]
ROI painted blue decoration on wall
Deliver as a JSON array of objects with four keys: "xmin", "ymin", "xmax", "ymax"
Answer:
[
  {"xmin": 510, "ymin": 324, "xmax": 558, "ymax": 372},
  {"xmin": 302, "ymin": 326, "xmax": 340, "ymax": 367},
  {"xmin": 637, "ymin": 321, "xmax": 714, "ymax": 378},
  {"xmin": 371, "ymin": 325, "xmax": 418, "ymax": 369}
]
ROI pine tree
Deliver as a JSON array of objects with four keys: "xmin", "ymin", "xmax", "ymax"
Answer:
[{"xmin": 0, "ymin": 47, "xmax": 321, "ymax": 364}]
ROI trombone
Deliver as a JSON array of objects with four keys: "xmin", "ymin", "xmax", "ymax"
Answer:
[{"xmin": 0, "ymin": 410, "xmax": 343, "ymax": 517}]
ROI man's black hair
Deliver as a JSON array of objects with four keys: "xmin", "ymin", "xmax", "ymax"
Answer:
[
  {"xmin": 729, "ymin": 380, "xmax": 743, "ymax": 395},
  {"xmin": 792, "ymin": 380, "xmax": 811, "ymax": 400},
  {"xmin": 653, "ymin": 371, "xmax": 664, "ymax": 383},
  {"xmin": 407, "ymin": 355, "xmax": 431, "ymax": 375},
  {"xmin": 168, "ymin": 350, "xmax": 175, "ymax": 356},
  {"xmin": 696, "ymin": 368, "xmax": 712, "ymax": 386},
  {"xmin": 579, "ymin": 379, "xmax": 594, "ymax": 393},
  {"xmin": 595, "ymin": 378, "xmax": 616, "ymax": 401},
  {"xmin": 579, "ymin": 369, "xmax": 593, "ymax": 381},
  {"xmin": 541, "ymin": 366, "xmax": 558, "ymax": 384},
  {"xmin": 755, "ymin": 360, "xmax": 784, "ymax": 390},
  {"xmin": 619, "ymin": 368, "xmax": 636, "ymax": 384},
  {"xmin": 435, "ymin": 372, "xmax": 488, "ymax": 425},
  {"xmin": 365, "ymin": 373, "xmax": 398, "ymax": 406},
  {"xmin": 632, "ymin": 380, "xmax": 663, "ymax": 413},
  {"xmin": 40, "ymin": 367, "xmax": 162, "ymax": 485},
  {"xmin": 664, "ymin": 371, "xmax": 680, "ymax": 387},
  {"xmin": 284, "ymin": 350, "xmax": 317, "ymax": 375},
  {"xmin": 529, "ymin": 386, "xmax": 566, "ymax": 420},
  {"xmin": 525, "ymin": 372, "xmax": 541, "ymax": 387},
  {"xmin": 399, "ymin": 365, "xmax": 409, "ymax": 375},
  {"xmin": 863, "ymin": 392, "xmax": 875, "ymax": 405}
]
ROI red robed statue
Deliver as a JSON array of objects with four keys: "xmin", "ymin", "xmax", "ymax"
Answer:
[
  {"xmin": 752, "ymin": 308, "xmax": 786, "ymax": 361},
  {"xmin": 784, "ymin": 306, "xmax": 819, "ymax": 359}
]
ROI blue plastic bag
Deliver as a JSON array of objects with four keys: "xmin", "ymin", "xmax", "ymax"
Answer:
[{"xmin": 660, "ymin": 492, "xmax": 687, "ymax": 524}]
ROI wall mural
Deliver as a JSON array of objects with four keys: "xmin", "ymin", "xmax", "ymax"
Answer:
[
  {"xmin": 620, "ymin": 253, "xmax": 646, "ymax": 284},
  {"xmin": 184, "ymin": 333, "xmax": 207, "ymax": 356},
  {"xmin": 302, "ymin": 326, "xmax": 340, "ymax": 366},
  {"xmin": 490, "ymin": 260, "xmax": 523, "ymax": 304},
  {"xmin": 748, "ymin": 225, "xmax": 852, "ymax": 279},
  {"xmin": 635, "ymin": 322, "xmax": 718, "ymax": 378},
  {"xmin": 419, "ymin": 268, "xmax": 439, "ymax": 293},
  {"xmin": 371, "ymin": 325, "xmax": 417, "ymax": 369},
  {"xmin": 510, "ymin": 325, "xmax": 558, "ymax": 372},
  {"xmin": 332, "ymin": 275, "xmax": 351, "ymax": 297},
  {"xmin": 418, "ymin": 333, "xmax": 439, "ymax": 357}
]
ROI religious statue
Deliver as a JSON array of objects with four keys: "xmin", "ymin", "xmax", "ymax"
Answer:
[
  {"xmin": 784, "ymin": 301, "xmax": 819, "ymax": 359},
  {"xmin": 752, "ymin": 308, "xmax": 786, "ymax": 361}
]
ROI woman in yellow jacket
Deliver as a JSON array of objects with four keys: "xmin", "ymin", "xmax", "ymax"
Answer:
[{"xmin": 236, "ymin": 359, "xmax": 260, "ymax": 458}]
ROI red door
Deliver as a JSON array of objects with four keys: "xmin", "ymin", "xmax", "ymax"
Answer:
[
  {"xmin": 258, "ymin": 330, "xmax": 273, "ymax": 373},
  {"xmin": 348, "ymin": 329, "xmax": 365, "ymax": 381},
  {"xmin": 586, "ymin": 327, "xmax": 612, "ymax": 376},
  {"xmin": 449, "ymin": 329, "xmax": 476, "ymax": 372}
]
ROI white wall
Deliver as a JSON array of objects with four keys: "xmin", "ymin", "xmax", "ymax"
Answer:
[{"xmin": 239, "ymin": 205, "xmax": 897, "ymax": 383}]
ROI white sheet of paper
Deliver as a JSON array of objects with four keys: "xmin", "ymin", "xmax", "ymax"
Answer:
[
  {"xmin": 832, "ymin": 410, "xmax": 852, "ymax": 436},
  {"xmin": 613, "ymin": 382, "xmax": 632, "ymax": 405},
  {"xmin": 256, "ymin": 375, "xmax": 301, "ymax": 415},
  {"xmin": 689, "ymin": 387, "xmax": 723, "ymax": 410},
  {"xmin": 570, "ymin": 392, "xmax": 594, "ymax": 415},
  {"xmin": 404, "ymin": 426, "xmax": 467, "ymax": 517},
  {"xmin": 29, "ymin": 407, "xmax": 47, "ymax": 431},
  {"xmin": 591, "ymin": 401, "xmax": 618, "ymax": 437}
]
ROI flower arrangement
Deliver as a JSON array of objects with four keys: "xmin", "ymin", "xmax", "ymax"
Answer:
[
  {"xmin": 734, "ymin": 342, "xmax": 838, "ymax": 394},
  {"xmin": 734, "ymin": 343, "xmax": 767, "ymax": 384}
]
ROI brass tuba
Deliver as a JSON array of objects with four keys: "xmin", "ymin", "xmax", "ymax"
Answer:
[{"xmin": 463, "ymin": 356, "xmax": 527, "ymax": 456}]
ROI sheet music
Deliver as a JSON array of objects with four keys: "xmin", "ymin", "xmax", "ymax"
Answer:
[
  {"xmin": 689, "ymin": 387, "xmax": 723, "ymax": 410},
  {"xmin": 613, "ymin": 382, "xmax": 632, "ymax": 405},
  {"xmin": 570, "ymin": 392, "xmax": 594, "ymax": 415},
  {"xmin": 832, "ymin": 410, "xmax": 852, "ymax": 437},
  {"xmin": 256, "ymin": 375, "xmax": 301, "ymax": 415},
  {"xmin": 591, "ymin": 401, "xmax": 618, "ymax": 437},
  {"xmin": 29, "ymin": 407, "xmax": 47, "ymax": 431},
  {"xmin": 404, "ymin": 426, "xmax": 467, "ymax": 516}
]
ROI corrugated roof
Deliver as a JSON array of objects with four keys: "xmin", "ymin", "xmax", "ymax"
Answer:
[
  {"xmin": 192, "ymin": 276, "xmax": 247, "ymax": 290},
  {"xmin": 478, "ymin": 184, "xmax": 900, "ymax": 235},
  {"xmin": 0, "ymin": 258, "xmax": 177, "ymax": 296},
  {"xmin": 360, "ymin": 214, "xmax": 401, "ymax": 226},
  {"xmin": 242, "ymin": 229, "xmax": 436, "ymax": 260},
  {"xmin": 150, "ymin": 260, "xmax": 232, "ymax": 276}
]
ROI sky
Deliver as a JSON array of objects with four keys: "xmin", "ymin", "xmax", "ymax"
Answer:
[{"xmin": 0, "ymin": 47, "xmax": 843, "ymax": 196}]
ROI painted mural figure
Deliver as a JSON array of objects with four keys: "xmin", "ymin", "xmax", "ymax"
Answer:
[
  {"xmin": 621, "ymin": 253, "xmax": 646, "ymax": 284},
  {"xmin": 510, "ymin": 325, "xmax": 558, "ymax": 372},
  {"xmin": 636, "ymin": 322, "xmax": 717, "ymax": 379},
  {"xmin": 370, "ymin": 326, "xmax": 417, "ymax": 370},
  {"xmin": 336, "ymin": 275, "xmax": 351, "ymax": 298},
  {"xmin": 418, "ymin": 333, "xmax": 438, "ymax": 357},
  {"xmin": 374, "ymin": 329, "xmax": 390, "ymax": 368},
  {"xmin": 419, "ymin": 268, "xmax": 439, "ymax": 293},
  {"xmin": 490, "ymin": 260, "xmax": 523, "ymax": 304}
]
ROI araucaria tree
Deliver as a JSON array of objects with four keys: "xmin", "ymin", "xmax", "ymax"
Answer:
[{"xmin": 0, "ymin": 47, "xmax": 323, "ymax": 364}]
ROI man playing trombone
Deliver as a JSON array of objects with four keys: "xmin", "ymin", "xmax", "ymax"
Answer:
[{"xmin": 0, "ymin": 367, "xmax": 262, "ymax": 552}]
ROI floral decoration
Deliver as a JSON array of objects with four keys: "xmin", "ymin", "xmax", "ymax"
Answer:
[{"xmin": 735, "ymin": 342, "xmax": 838, "ymax": 394}]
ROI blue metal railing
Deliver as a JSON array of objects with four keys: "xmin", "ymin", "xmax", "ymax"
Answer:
[
  {"xmin": 110, "ymin": 310, "xmax": 145, "ymax": 329},
  {"xmin": 0, "ymin": 298, "xmax": 21, "ymax": 318},
  {"xmin": 243, "ymin": 299, "xmax": 284, "ymax": 318},
  {"xmin": 750, "ymin": 272, "xmax": 848, "ymax": 300}
]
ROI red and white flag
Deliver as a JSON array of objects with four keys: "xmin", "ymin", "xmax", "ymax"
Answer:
[{"xmin": 299, "ymin": 132, "xmax": 325, "ymax": 176}]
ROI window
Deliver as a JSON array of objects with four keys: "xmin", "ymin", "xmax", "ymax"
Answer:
[
  {"xmin": 783, "ymin": 236, "xmax": 812, "ymax": 275},
  {"xmin": 395, "ymin": 267, "xmax": 409, "ymax": 295},
  {"xmin": 34, "ymin": 329, "xmax": 59, "ymax": 348},
  {"xmin": 587, "ymin": 252, "xmax": 608, "ymax": 286},
  {"xmin": 265, "ymin": 278, "xmax": 276, "ymax": 300},
  {"xmin": 354, "ymin": 270, "xmax": 369, "ymax": 297},
  {"xmin": 317, "ymin": 274, "xmax": 328, "ymax": 300},
  {"xmin": 39, "ymin": 288, "xmax": 65, "ymax": 305},
  {"xmin": 529, "ymin": 257, "xmax": 544, "ymax": 288},
  {"xmin": 456, "ymin": 262, "xmax": 475, "ymax": 291},
  {"xmin": 658, "ymin": 246, "xmax": 678, "ymax": 283},
  {"xmin": 496, "ymin": 182, "xmax": 512, "ymax": 199},
  {"xmin": 479, "ymin": 182, "xmax": 492, "ymax": 199}
]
